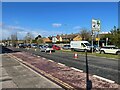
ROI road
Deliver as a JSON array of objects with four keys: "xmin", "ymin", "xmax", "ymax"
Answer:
[{"xmin": 3, "ymin": 46, "xmax": 120, "ymax": 84}]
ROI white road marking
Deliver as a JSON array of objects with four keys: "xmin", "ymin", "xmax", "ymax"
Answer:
[
  {"xmin": 37, "ymin": 56, "xmax": 40, "ymax": 57},
  {"xmin": 42, "ymin": 58, "xmax": 46, "ymax": 60},
  {"xmin": 48, "ymin": 60, "xmax": 54, "ymax": 62},
  {"xmin": 57, "ymin": 63, "xmax": 65, "ymax": 66},
  {"xmin": 93, "ymin": 75, "xmax": 115, "ymax": 83},
  {"xmin": 71, "ymin": 67, "xmax": 83, "ymax": 72}
]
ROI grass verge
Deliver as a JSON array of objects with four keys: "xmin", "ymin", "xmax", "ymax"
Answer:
[{"xmin": 57, "ymin": 49, "xmax": 119, "ymax": 60}]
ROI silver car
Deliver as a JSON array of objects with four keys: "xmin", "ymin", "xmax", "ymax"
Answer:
[{"xmin": 40, "ymin": 45, "xmax": 55, "ymax": 52}]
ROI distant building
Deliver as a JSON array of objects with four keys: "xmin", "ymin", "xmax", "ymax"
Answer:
[
  {"xmin": 51, "ymin": 34, "xmax": 82, "ymax": 43},
  {"xmin": 43, "ymin": 38, "xmax": 52, "ymax": 43}
]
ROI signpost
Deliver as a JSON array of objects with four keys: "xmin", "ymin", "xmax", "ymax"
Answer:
[
  {"xmin": 106, "ymin": 38, "xmax": 108, "ymax": 46},
  {"xmin": 92, "ymin": 19, "xmax": 101, "ymax": 53},
  {"xmin": 85, "ymin": 49, "xmax": 92, "ymax": 90}
]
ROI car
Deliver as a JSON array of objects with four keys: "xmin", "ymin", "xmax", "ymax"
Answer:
[
  {"xmin": 93, "ymin": 45, "xmax": 100, "ymax": 52},
  {"xmin": 100, "ymin": 45, "xmax": 120, "ymax": 55},
  {"xmin": 38, "ymin": 44, "xmax": 43, "ymax": 49},
  {"xmin": 26, "ymin": 44, "xmax": 31, "ymax": 48},
  {"xmin": 18, "ymin": 43, "xmax": 26, "ymax": 48},
  {"xmin": 31, "ymin": 44, "xmax": 38, "ymax": 48},
  {"xmin": 52, "ymin": 45, "xmax": 61, "ymax": 50},
  {"xmin": 40, "ymin": 45, "xmax": 55, "ymax": 52},
  {"xmin": 62, "ymin": 45, "xmax": 71, "ymax": 50}
]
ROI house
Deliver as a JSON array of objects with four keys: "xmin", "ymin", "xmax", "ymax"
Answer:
[
  {"xmin": 43, "ymin": 38, "xmax": 52, "ymax": 43},
  {"xmin": 73, "ymin": 34, "xmax": 82, "ymax": 41},
  {"xmin": 52, "ymin": 36, "xmax": 59, "ymax": 43},
  {"xmin": 51, "ymin": 34, "xmax": 82, "ymax": 43}
]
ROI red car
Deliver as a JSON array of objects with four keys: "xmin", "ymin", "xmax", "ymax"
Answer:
[{"xmin": 52, "ymin": 45, "xmax": 61, "ymax": 50}]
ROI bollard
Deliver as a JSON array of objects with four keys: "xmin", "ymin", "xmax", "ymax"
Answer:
[
  {"xmin": 74, "ymin": 53, "xmax": 78, "ymax": 59},
  {"xmin": 49, "ymin": 50, "xmax": 52, "ymax": 54}
]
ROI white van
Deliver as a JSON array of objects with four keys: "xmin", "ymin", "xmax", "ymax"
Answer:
[{"xmin": 70, "ymin": 41, "xmax": 92, "ymax": 51}]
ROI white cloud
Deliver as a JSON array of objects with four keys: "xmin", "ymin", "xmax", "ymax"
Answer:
[
  {"xmin": 1, "ymin": 28, "xmax": 12, "ymax": 40},
  {"xmin": 73, "ymin": 26, "xmax": 81, "ymax": 30},
  {"xmin": 0, "ymin": 22, "xmax": 2, "ymax": 27},
  {"xmin": 0, "ymin": 24, "xmax": 63, "ymax": 40},
  {"xmin": 52, "ymin": 23, "xmax": 62, "ymax": 28}
]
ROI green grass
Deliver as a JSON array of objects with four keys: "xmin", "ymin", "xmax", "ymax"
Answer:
[
  {"xmin": 57, "ymin": 50, "xmax": 119, "ymax": 60},
  {"xmin": 25, "ymin": 48, "xmax": 119, "ymax": 60}
]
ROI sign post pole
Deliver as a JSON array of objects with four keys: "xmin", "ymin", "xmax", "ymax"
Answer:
[
  {"xmin": 92, "ymin": 19, "xmax": 101, "ymax": 51},
  {"xmin": 91, "ymin": 31, "xmax": 94, "ymax": 53},
  {"xmin": 98, "ymin": 31, "xmax": 99, "ymax": 47}
]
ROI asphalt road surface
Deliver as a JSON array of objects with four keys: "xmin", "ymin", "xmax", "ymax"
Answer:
[{"xmin": 2, "ymin": 46, "xmax": 120, "ymax": 84}]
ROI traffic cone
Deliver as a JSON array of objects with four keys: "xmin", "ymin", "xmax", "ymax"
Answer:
[
  {"xmin": 49, "ymin": 50, "xmax": 52, "ymax": 54},
  {"xmin": 74, "ymin": 53, "xmax": 78, "ymax": 59}
]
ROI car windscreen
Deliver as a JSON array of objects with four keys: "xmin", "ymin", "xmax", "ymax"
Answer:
[
  {"xmin": 64, "ymin": 45, "xmax": 70, "ymax": 47},
  {"xmin": 84, "ymin": 43, "xmax": 91, "ymax": 46},
  {"xmin": 48, "ymin": 45, "xmax": 53, "ymax": 48}
]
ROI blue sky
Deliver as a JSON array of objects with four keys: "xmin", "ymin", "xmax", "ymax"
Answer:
[{"xmin": 2, "ymin": 2, "xmax": 118, "ymax": 40}]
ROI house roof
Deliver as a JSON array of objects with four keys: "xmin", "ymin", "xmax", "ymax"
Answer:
[
  {"xmin": 60, "ymin": 34, "xmax": 79, "ymax": 39},
  {"xmin": 43, "ymin": 38, "xmax": 51, "ymax": 42}
]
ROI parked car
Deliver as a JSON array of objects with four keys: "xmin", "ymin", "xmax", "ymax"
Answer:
[
  {"xmin": 38, "ymin": 44, "xmax": 43, "ymax": 49},
  {"xmin": 40, "ymin": 45, "xmax": 55, "ymax": 52},
  {"xmin": 31, "ymin": 44, "xmax": 38, "ymax": 48},
  {"xmin": 100, "ymin": 45, "xmax": 120, "ymax": 55},
  {"xmin": 62, "ymin": 45, "xmax": 71, "ymax": 50},
  {"xmin": 52, "ymin": 45, "xmax": 61, "ymax": 50},
  {"xmin": 26, "ymin": 44, "xmax": 31, "ymax": 48},
  {"xmin": 70, "ymin": 41, "xmax": 93, "ymax": 52},
  {"xmin": 93, "ymin": 45, "xmax": 100, "ymax": 51},
  {"xmin": 18, "ymin": 43, "xmax": 26, "ymax": 48}
]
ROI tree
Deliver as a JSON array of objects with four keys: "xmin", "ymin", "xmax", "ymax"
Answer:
[
  {"xmin": 100, "ymin": 26, "xmax": 120, "ymax": 48},
  {"xmin": 37, "ymin": 38, "xmax": 43, "ymax": 44},
  {"xmin": 110, "ymin": 26, "xmax": 120, "ymax": 47},
  {"xmin": 24, "ymin": 32, "xmax": 33, "ymax": 43},
  {"xmin": 80, "ymin": 28, "xmax": 91, "ymax": 41}
]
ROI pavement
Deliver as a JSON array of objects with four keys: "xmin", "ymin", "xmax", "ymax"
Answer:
[{"xmin": 0, "ymin": 54, "xmax": 62, "ymax": 89}]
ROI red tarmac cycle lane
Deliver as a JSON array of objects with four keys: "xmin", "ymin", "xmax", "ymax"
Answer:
[{"xmin": 10, "ymin": 51, "xmax": 119, "ymax": 89}]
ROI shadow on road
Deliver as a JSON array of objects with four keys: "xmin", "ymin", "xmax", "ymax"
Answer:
[{"xmin": 0, "ymin": 46, "xmax": 20, "ymax": 54}]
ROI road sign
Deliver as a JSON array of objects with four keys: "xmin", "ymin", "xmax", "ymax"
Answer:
[{"xmin": 92, "ymin": 19, "xmax": 100, "ymax": 31}]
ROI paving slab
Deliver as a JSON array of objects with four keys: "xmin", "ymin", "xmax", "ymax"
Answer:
[{"xmin": 1, "ymin": 54, "xmax": 62, "ymax": 89}]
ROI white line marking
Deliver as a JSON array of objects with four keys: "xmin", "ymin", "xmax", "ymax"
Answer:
[
  {"xmin": 48, "ymin": 60, "xmax": 54, "ymax": 62},
  {"xmin": 58, "ymin": 63, "xmax": 65, "ymax": 66},
  {"xmin": 42, "ymin": 58, "xmax": 46, "ymax": 60},
  {"xmin": 93, "ymin": 75, "xmax": 115, "ymax": 83},
  {"xmin": 37, "ymin": 56, "xmax": 40, "ymax": 57},
  {"xmin": 71, "ymin": 67, "xmax": 83, "ymax": 72}
]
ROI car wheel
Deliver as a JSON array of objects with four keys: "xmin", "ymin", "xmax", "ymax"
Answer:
[
  {"xmin": 71, "ymin": 48, "xmax": 74, "ymax": 51},
  {"xmin": 116, "ymin": 51, "xmax": 120, "ymax": 55},
  {"xmin": 100, "ymin": 50, "xmax": 105, "ymax": 54}
]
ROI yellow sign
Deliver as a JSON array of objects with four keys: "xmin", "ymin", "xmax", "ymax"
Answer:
[{"xmin": 96, "ymin": 38, "xmax": 100, "ymax": 41}]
